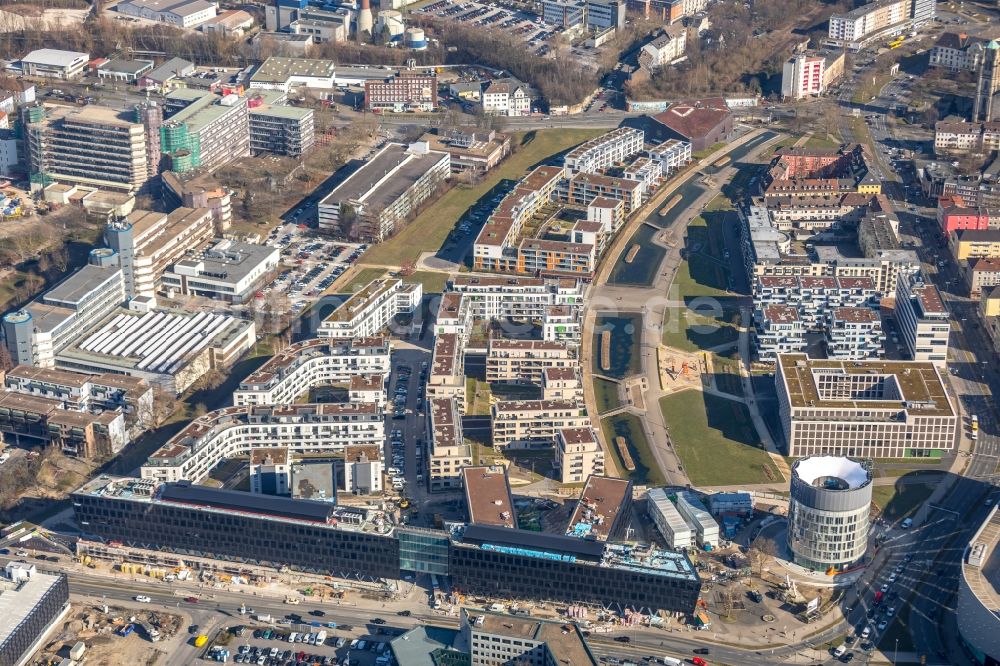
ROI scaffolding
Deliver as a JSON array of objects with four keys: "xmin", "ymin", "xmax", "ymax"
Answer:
[{"xmin": 160, "ymin": 121, "xmax": 201, "ymax": 173}]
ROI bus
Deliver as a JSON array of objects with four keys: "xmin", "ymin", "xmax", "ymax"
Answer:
[{"xmin": 888, "ymin": 36, "xmax": 905, "ymax": 49}]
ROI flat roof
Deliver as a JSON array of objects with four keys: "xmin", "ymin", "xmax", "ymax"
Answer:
[
  {"xmin": 162, "ymin": 480, "xmax": 335, "ymax": 522},
  {"xmin": 249, "ymin": 102, "xmax": 314, "ymax": 120},
  {"xmin": 567, "ymin": 475, "xmax": 631, "ymax": 541},
  {"xmin": 290, "ymin": 461, "xmax": 337, "ymax": 502},
  {"xmin": 21, "ymin": 48, "xmax": 88, "ymax": 67},
  {"xmin": 467, "ymin": 609, "xmax": 597, "ymax": 665},
  {"xmin": 43, "ymin": 263, "xmax": 120, "ymax": 308},
  {"xmin": 0, "ymin": 565, "xmax": 65, "ymax": 647},
  {"xmin": 172, "ymin": 239, "xmax": 278, "ymax": 285},
  {"xmin": 462, "ymin": 466, "xmax": 517, "ymax": 529},
  {"xmin": 251, "ymin": 57, "xmax": 336, "ymax": 84},
  {"xmin": 460, "ymin": 523, "xmax": 606, "ymax": 560},
  {"xmin": 323, "ymin": 278, "xmax": 398, "ymax": 324},
  {"xmin": 777, "ymin": 354, "xmax": 955, "ymax": 416},
  {"xmin": 100, "ymin": 58, "xmax": 153, "ymax": 75},
  {"xmin": 320, "ymin": 142, "xmax": 448, "ymax": 212},
  {"xmin": 963, "ymin": 507, "xmax": 1000, "ymax": 630}
]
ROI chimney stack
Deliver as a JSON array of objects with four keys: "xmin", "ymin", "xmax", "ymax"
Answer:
[{"xmin": 357, "ymin": 0, "xmax": 374, "ymax": 38}]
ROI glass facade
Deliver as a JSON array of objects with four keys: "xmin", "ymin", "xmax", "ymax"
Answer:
[
  {"xmin": 0, "ymin": 574, "xmax": 69, "ymax": 666},
  {"xmin": 397, "ymin": 527, "xmax": 450, "ymax": 576}
]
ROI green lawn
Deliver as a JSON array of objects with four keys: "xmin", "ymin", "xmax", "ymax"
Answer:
[
  {"xmin": 335, "ymin": 267, "xmax": 387, "ymax": 293},
  {"xmin": 660, "ymin": 390, "xmax": 780, "ymax": 486},
  {"xmin": 662, "ymin": 305, "xmax": 740, "ymax": 353},
  {"xmin": 704, "ymin": 193, "xmax": 733, "ymax": 212},
  {"xmin": 712, "ymin": 351, "xmax": 744, "ymax": 398},
  {"xmin": 671, "ymin": 215, "xmax": 733, "ymax": 299},
  {"xmin": 594, "ymin": 377, "xmax": 622, "ymax": 414},
  {"xmin": 600, "ymin": 413, "xmax": 665, "ymax": 486},
  {"xmin": 872, "ymin": 482, "xmax": 936, "ymax": 521},
  {"xmin": 803, "ymin": 134, "xmax": 843, "ymax": 150},
  {"xmin": 358, "ymin": 128, "xmax": 604, "ymax": 267},
  {"xmin": 466, "ymin": 377, "xmax": 493, "ymax": 416},
  {"xmin": 402, "ymin": 271, "xmax": 449, "ymax": 293},
  {"xmin": 692, "ymin": 142, "xmax": 726, "ymax": 160}
]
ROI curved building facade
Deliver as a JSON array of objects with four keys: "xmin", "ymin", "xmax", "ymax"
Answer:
[
  {"xmin": 958, "ymin": 506, "xmax": 1000, "ymax": 665},
  {"xmin": 787, "ymin": 456, "xmax": 872, "ymax": 571}
]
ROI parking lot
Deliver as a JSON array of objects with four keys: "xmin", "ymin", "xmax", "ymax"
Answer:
[
  {"xmin": 218, "ymin": 622, "xmax": 399, "ymax": 666},
  {"xmin": 261, "ymin": 223, "xmax": 366, "ymax": 311},
  {"xmin": 416, "ymin": 0, "xmax": 570, "ymax": 56}
]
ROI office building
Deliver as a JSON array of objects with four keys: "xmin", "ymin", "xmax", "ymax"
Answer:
[
  {"xmin": 61, "ymin": 308, "xmax": 256, "ymax": 394},
  {"xmin": 105, "ymin": 207, "xmax": 216, "ymax": 300},
  {"xmin": 462, "ymin": 466, "xmax": 517, "ymax": 528},
  {"xmin": 116, "ymin": 0, "xmax": 217, "ymax": 27},
  {"xmin": 486, "ymin": 339, "xmax": 575, "ymax": 384},
  {"xmin": 895, "ymin": 273, "xmax": 950, "ymax": 367},
  {"xmin": 490, "ymin": 399, "xmax": 589, "ymax": 448},
  {"xmin": 957, "ymin": 506, "xmax": 1000, "ymax": 665},
  {"xmin": 587, "ymin": 0, "xmax": 626, "ymax": 30},
  {"xmin": 554, "ymin": 427, "xmax": 604, "ymax": 483},
  {"xmin": 289, "ymin": 460, "xmax": 337, "ymax": 502},
  {"xmin": 74, "ymin": 476, "xmax": 702, "ymax": 614},
  {"xmin": 787, "ymin": 456, "xmax": 872, "ymax": 571},
  {"xmin": 646, "ymin": 488, "xmax": 694, "ymax": 549},
  {"xmin": 541, "ymin": 0, "xmax": 585, "ymax": 27},
  {"xmin": 161, "ymin": 89, "xmax": 250, "ymax": 173},
  {"xmin": 25, "ymin": 104, "xmax": 152, "ymax": 193},
  {"xmin": 460, "ymin": 608, "xmax": 599, "ymax": 666},
  {"xmin": 428, "ymin": 397, "xmax": 472, "ymax": 492},
  {"xmin": 365, "ymin": 72, "xmax": 437, "ymax": 113},
  {"xmin": 827, "ymin": 0, "xmax": 910, "ymax": 49},
  {"xmin": 418, "ymin": 127, "xmax": 511, "ymax": 175},
  {"xmin": 566, "ymin": 475, "xmax": 632, "ymax": 542},
  {"xmin": 675, "ymin": 491, "xmax": 719, "ymax": 548},
  {"xmin": 775, "ymin": 354, "xmax": 958, "ymax": 458},
  {"xmin": 140, "ymin": 402, "xmax": 383, "ymax": 483},
  {"xmin": 234, "ymin": 337, "xmax": 389, "ymax": 406},
  {"xmin": 161, "ymin": 239, "xmax": 280, "ymax": 303},
  {"xmin": 317, "ymin": 141, "xmax": 450, "ymax": 240},
  {"xmin": 3, "ymin": 255, "xmax": 125, "ymax": 368},
  {"xmin": 707, "ymin": 492, "xmax": 753, "ymax": 517},
  {"xmin": 18, "ymin": 49, "xmax": 88, "ymax": 79},
  {"xmin": 563, "ymin": 128, "xmax": 645, "ymax": 175},
  {"xmin": 912, "ymin": 0, "xmax": 935, "ymax": 24},
  {"xmin": 624, "ymin": 0, "xmax": 705, "ymax": 23},
  {"xmin": 317, "ymin": 278, "xmax": 422, "ymax": 339},
  {"xmin": 0, "ymin": 563, "xmax": 70, "ymax": 666},
  {"xmin": 248, "ymin": 97, "xmax": 315, "ymax": 157}
]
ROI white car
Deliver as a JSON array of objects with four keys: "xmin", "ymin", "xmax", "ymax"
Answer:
[{"xmin": 135, "ymin": 595, "xmax": 152, "ymax": 603}]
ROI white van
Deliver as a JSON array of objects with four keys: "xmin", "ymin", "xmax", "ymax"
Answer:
[
  {"xmin": 861, "ymin": 626, "xmax": 871, "ymax": 640},
  {"xmin": 901, "ymin": 518, "xmax": 913, "ymax": 529},
  {"xmin": 833, "ymin": 645, "xmax": 847, "ymax": 658}
]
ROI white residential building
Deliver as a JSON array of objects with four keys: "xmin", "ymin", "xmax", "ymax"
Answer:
[
  {"xmin": 646, "ymin": 139, "xmax": 691, "ymax": 175},
  {"xmin": 827, "ymin": 0, "xmax": 909, "ymax": 47},
  {"xmin": 141, "ymin": 403, "xmax": 385, "ymax": 483},
  {"xmin": 895, "ymin": 274, "xmax": 950, "ymax": 368},
  {"xmin": 317, "ymin": 278, "xmax": 422, "ymax": 339},
  {"xmin": 486, "ymin": 339, "xmax": 575, "ymax": 384},
  {"xmin": 563, "ymin": 127, "xmax": 645, "ymax": 175},
  {"xmin": 554, "ymin": 427, "xmax": 604, "ymax": 484},
  {"xmin": 481, "ymin": 81, "xmax": 530, "ymax": 117},
  {"xmin": 428, "ymin": 396, "xmax": 472, "ymax": 492},
  {"xmin": 647, "ymin": 487, "xmax": 694, "ymax": 550},
  {"xmin": 638, "ymin": 27, "xmax": 687, "ymax": 70},
  {"xmin": 490, "ymin": 399, "xmax": 589, "ymax": 448},
  {"xmin": 233, "ymin": 337, "xmax": 390, "ymax": 406},
  {"xmin": 448, "ymin": 275, "xmax": 585, "ymax": 321},
  {"xmin": 753, "ymin": 305, "xmax": 808, "ymax": 361},
  {"xmin": 826, "ymin": 306, "xmax": 883, "ymax": 360}
]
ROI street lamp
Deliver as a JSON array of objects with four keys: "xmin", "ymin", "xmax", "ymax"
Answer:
[{"xmin": 894, "ymin": 638, "xmax": 899, "ymax": 664}]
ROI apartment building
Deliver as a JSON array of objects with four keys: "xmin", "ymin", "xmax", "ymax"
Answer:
[
  {"xmin": 646, "ymin": 487, "xmax": 694, "ymax": 549},
  {"xmin": 249, "ymin": 447, "xmax": 290, "ymax": 495},
  {"xmin": 950, "ymin": 228, "xmax": 1000, "ymax": 261},
  {"xmin": 775, "ymin": 354, "xmax": 957, "ymax": 458},
  {"xmin": 428, "ymin": 396, "xmax": 472, "ymax": 492},
  {"xmin": 25, "ymin": 104, "xmax": 151, "ymax": 193},
  {"xmin": 161, "ymin": 88, "xmax": 250, "ymax": 174},
  {"xmin": 318, "ymin": 141, "xmax": 450, "ymax": 240},
  {"xmin": 248, "ymin": 100, "xmax": 315, "ymax": 157},
  {"xmin": 542, "ymin": 366, "xmax": 584, "ymax": 402},
  {"xmin": 486, "ymin": 339, "xmax": 575, "ymax": 384},
  {"xmin": 827, "ymin": 0, "xmax": 910, "ymax": 48},
  {"xmin": 934, "ymin": 121, "xmax": 1000, "ymax": 154},
  {"xmin": 754, "ymin": 275, "xmax": 877, "ymax": 328},
  {"xmin": 365, "ymin": 72, "xmax": 437, "ymax": 113},
  {"xmin": 516, "ymin": 239, "xmax": 597, "ymax": 277},
  {"xmin": 490, "ymin": 399, "xmax": 589, "ymax": 448},
  {"xmin": 542, "ymin": 304, "xmax": 582, "ymax": 345},
  {"xmin": 435, "ymin": 292, "xmax": 471, "ymax": 339},
  {"xmin": 162, "ymin": 239, "xmax": 279, "ymax": 303},
  {"xmin": 638, "ymin": 26, "xmax": 687, "ymax": 71},
  {"xmin": 427, "ymin": 332, "xmax": 466, "ymax": 409},
  {"xmin": 447, "ymin": 274, "xmax": 585, "ymax": 321},
  {"xmin": 105, "ymin": 207, "xmax": 215, "ymax": 300},
  {"xmin": 473, "ymin": 166, "xmax": 564, "ymax": 272},
  {"xmin": 0, "ymin": 391, "xmax": 127, "ymax": 458},
  {"xmin": 563, "ymin": 128, "xmax": 645, "ymax": 175},
  {"xmin": 562, "ymin": 172, "xmax": 644, "ymax": 213},
  {"xmin": 895, "ymin": 273, "xmax": 950, "ymax": 367},
  {"xmin": 554, "ymin": 427, "xmax": 605, "ymax": 484},
  {"xmin": 233, "ymin": 337, "xmax": 390, "ymax": 406},
  {"xmin": 624, "ymin": 0, "xmax": 705, "ymax": 23},
  {"xmin": 826, "ymin": 306, "xmax": 883, "ymax": 360},
  {"xmin": 2, "ymin": 258, "xmax": 125, "ymax": 368},
  {"xmin": 3, "ymin": 365, "xmax": 152, "ymax": 420},
  {"xmin": 966, "ymin": 258, "xmax": 1000, "ymax": 298},
  {"xmin": 781, "ymin": 51, "xmax": 846, "ymax": 100},
  {"xmin": 318, "ymin": 278, "xmax": 422, "ymax": 339},
  {"xmin": 646, "ymin": 139, "xmax": 692, "ymax": 175},
  {"xmin": 566, "ymin": 475, "xmax": 632, "ymax": 542},
  {"xmin": 462, "ymin": 466, "xmax": 517, "ymax": 528},
  {"xmin": 622, "ymin": 158, "xmax": 662, "ymax": 198},
  {"xmin": 481, "ymin": 81, "xmax": 530, "ymax": 117},
  {"xmin": 753, "ymin": 305, "xmax": 808, "ymax": 361},
  {"xmin": 929, "ymin": 32, "xmax": 992, "ymax": 71},
  {"xmin": 937, "ymin": 194, "xmax": 1000, "ymax": 236},
  {"xmin": 141, "ymin": 403, "xmax": 384, "ymax": 483}
]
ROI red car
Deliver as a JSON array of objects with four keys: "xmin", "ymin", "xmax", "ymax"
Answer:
[
  {"xmin": 184, "ymin": 597, "xmax": 199, "ymax": 603},
  {"xmin": 691, "ymin": 658, "xmax": 707, "ymax": 666}
]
